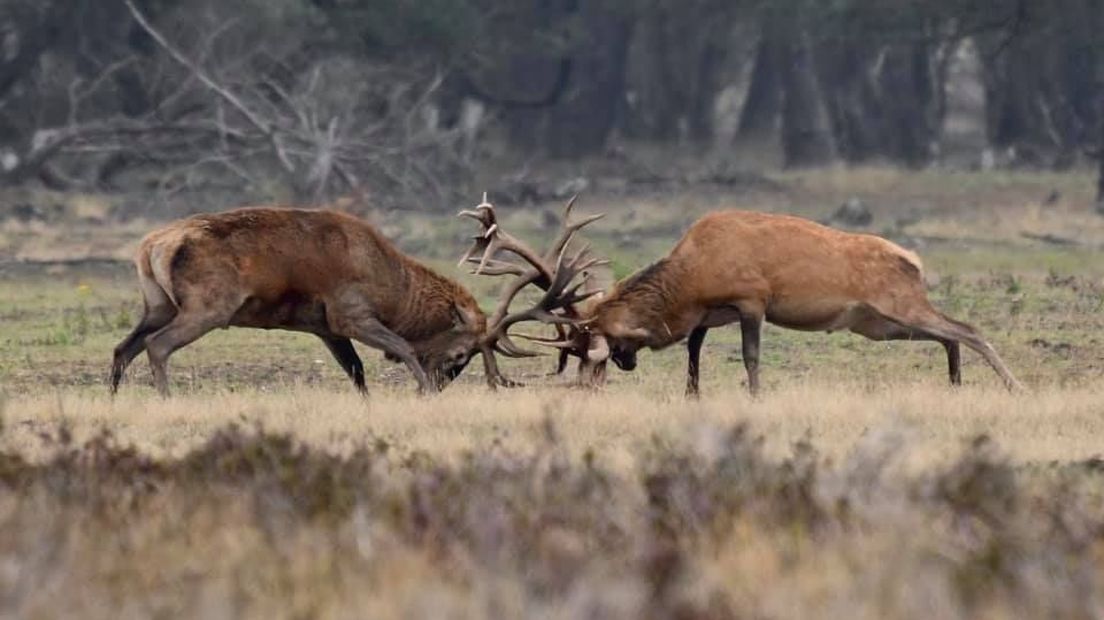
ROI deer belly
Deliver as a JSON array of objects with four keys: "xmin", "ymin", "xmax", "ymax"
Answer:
[
  {"xmin": 230, "ymin": 291, "xmax": 327, "ymax": 330},
  {"xmin": 765, "ymin": 298, "xmax": 863, "ymax": 332}
]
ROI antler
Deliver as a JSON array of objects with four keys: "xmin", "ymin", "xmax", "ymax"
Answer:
[
  {"xmin": 459, "ymin": 194, "xmax": 606, "ymax": 292},
  {"xmin": 486, "ymin": 243, "xmax": 604, "ymax": 358},
  {"xmin": 458, "ymin": 194, "xmax": 607, "ymax": 386},
  {"xmin": 458, "ymin": 193, "xmax": 553, "ymax": 282}
]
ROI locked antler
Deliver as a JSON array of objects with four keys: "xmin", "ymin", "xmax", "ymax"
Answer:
[{"xmin": 458, "ymin": 193, "xmax": 607, "ymax": 386}]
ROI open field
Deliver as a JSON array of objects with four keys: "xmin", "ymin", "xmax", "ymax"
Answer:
[{"xmin": 2, "ymin": 168, "xmax": 1104, "ymax": 618}]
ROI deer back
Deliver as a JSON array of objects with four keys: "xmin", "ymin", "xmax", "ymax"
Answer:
[{"xmin": 138, "ymin": 207, "xmax": 481, "ymax": 339}]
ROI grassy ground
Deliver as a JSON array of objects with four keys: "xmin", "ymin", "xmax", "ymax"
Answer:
[
  {"xmin": 1, "ymin": 168, "xmax": 1104, "ymax": 617},
  {"xmin": 3, "ymin": 168, "xmax": 1102, "ymax": 396},
  {"xmin": 2, "ymin": 168, "xmax": 1103, "ymax": 458}
]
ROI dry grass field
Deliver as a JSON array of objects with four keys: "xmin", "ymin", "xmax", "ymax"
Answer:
[
  {"xmin": 2, "ymin": 168, "xmax": 1104, "ymax": 618},
  {"xmin": 4, "ymin": 384, "xmax": 1104, "ymax": 468}
]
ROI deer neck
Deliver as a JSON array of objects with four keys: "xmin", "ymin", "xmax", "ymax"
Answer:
[
  {"xmin": 389, "ymin": 260, "xmax": 466, "ymax": 340},
  {"xmin": 601, "ymin": 258, "xmax": 692, "ymax": 347}
]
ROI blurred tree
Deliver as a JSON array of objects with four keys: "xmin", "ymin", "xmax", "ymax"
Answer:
[{"xmin": 0, "ymin": 0, "xmax": 1101, "ymax": 211}]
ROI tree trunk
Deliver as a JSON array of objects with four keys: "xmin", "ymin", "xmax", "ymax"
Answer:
[
  {"xmin": 623, "ymin": 6, "xmax": 731, "ymax": 145},
  {"xmin": 978, "ymin": 36, "xmax": 1056, "ymax": 167},
  {"xmin": 877, "ymin": 43, "xmax": 940, "ymax": 167},
  {"xmin": 1096, "ymin": 94, "xmax": 1104, "ymax": 215},
  {"xmin": 1096, "ymin": 153, "xmax": 1104, "ymax": 214},
  {"xmin": 689, "ymin": 38, "xmax": 723, "ymax": 142},
  {"xmin": 779, "ymin": 32, "xmax": 835, "ymax": 167},
  {"xmin": 736, "ymin": 27, "xmax": 783, "ymax": 144},
  {"xmin": 813, "ymin": 40, "xmax": 885, "ymax": 163},
  {"xmin": 539, "ymin": 3, "xmax": 632, "ymax": 157},
  {"xmin": 621, "ymin": 8, "xmax": 681, "ymax": 140},
  {"xmin": 501, "ymin": 0, "xmax": 630, "ymax": 157}
]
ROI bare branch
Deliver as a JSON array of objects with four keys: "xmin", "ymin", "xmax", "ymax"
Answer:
[{"xmin": 123, "ymin": 0, "xmax": 272, "ymax": 136}]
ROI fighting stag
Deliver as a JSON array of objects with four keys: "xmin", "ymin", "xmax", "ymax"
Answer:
[
  {"xmin": 110, "ymin": 207, "xmax": 484, "ymax": 396},
  {"xmin": 110, "ymin": 201, "xmax": 595, "ymax": 396},
  {"xmin": 544, "ymin": 210, "xmax": 1023, "ymax": 396},
  {"xmin": 456, "ymin": 194, "xmax": 608, "ymax": 387}
]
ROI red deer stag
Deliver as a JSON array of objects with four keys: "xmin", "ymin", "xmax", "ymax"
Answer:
[
  {"xmin": 536, "ymin": 210, "xmax": 1024, "ymax": 396},
  {"xmin": 111, "ymin": 201, "xmax": 599, "ymax": 396}
]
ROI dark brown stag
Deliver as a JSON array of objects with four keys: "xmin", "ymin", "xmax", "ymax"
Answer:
[
  {"xmin": 111, "ymin": 200, "xmax": 598, "ymax": 396},
  {"xmin": 541, "ymin": 210, "xmax": 1024, "ymax": 396}
]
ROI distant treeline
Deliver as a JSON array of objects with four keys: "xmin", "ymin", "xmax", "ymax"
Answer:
[{"xmin": 0, "ymin": 0, "xmax": 1101, "ymax": 207}]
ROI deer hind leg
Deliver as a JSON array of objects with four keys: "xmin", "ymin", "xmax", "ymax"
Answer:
[
  {"xmin": 912, "ymin": 312, "xmax": 1022, "ymax": 391},
  {"xmin": 111, "ymin": 277, "xmax": 177, "ymax": 394},
  {"xmin": 849, "ymin": 309, "xmax": 962, "ymax": 386},
  {"xmin": 319, "ymin": 335, "xmax": 367, "ymax": 394},
  {"xmin": 144, "ymin": 309, "xmax": 229, "ymax": 397},
  {"xmin": 853, "ymin": 304, "xmax": 1020, "ymax": 391},
  {"xmin": 739, "ymin": 314, "xmax": 763, "ymax": 396}
]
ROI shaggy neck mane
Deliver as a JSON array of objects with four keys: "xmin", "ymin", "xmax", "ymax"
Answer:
[
  {"xmin": 604, "ymin": 259, "xmax": 683, "ymax": 327},
  {"xmin": 391, "ymin": 257, "xmax": 466, "ymax": 339}
]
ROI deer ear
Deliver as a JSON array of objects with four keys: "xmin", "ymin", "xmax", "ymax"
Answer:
[
  {"xmin": 450, "ymin": 304, "xmax": 467, "ymax": 329},
  {"xmin": 451, "ymin": 303, "xmax": 479, "ymax": 330},
  {"xmin": 608, "ymin": 321, "xmax": 649, "ymax": 340}
]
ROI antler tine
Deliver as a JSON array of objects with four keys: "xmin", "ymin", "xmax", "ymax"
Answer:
[
  {"xmin": 516, "ymin": 332, "xmax": 576, "ymax": 348},
  {"xmin": 493, "ymin": 306, "xmax": 583, "ymax": 358},
  {"xmin": 552, "ymin": 242, "xmax": 595, "ymax": 287},
  {"xmin": 495, "ymin": 246, "xmax": 589, "ymax": 328},
  {"xmin": 459, "ymin": 196, "xmax": 556, "ymax": 280},
  {"xmin": 464, "ymin": 257, "xmax": 528, "ymax": 277},
  {"xmin": 457, "ymin": 207, "xmax": 493, "ymax": 226},
  {"xmin": 460, "ymin": 235, "xmax": 497, "ymax": 275},
  {"xmin": 559, "ymin": 195, "xmax": 604, "ymax": 231},
  {"xmin": 456, "ymin": 210, "xmax": 495, "ymax": 269},
  {"xmin": 457, "ymin": 193, "xmax": 497, "ymax": 229},
  {"xmin": 495, "ymin": 333, "xmax": 545, "ymax": 358},
  {"xmin": 542, "ymin": 196, "xmax": 606, "ymax": 266},
  {"xmin": 579, "ymin": 257, "xmax": 611, "ymax": 273},
  {"xmin": 569, "ymin": 212, "xmax": 607, "ymax": 232},
  {"xmin": 563, "ymin": 194, "xmax": 578, "ymax": 217},
  {"xmin": 561, "ymin": 281, "xmax": 602, "ymax": 307}
]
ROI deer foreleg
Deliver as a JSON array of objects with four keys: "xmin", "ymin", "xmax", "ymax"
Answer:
[
  {"xmin": 686, "ymin": 326, "xmax": 709, "ymax": 398},
  {"xmin": 319, "ymin": 335, "xmax": 367, "ymax": 394},
  {"xmin": 339, "ymin": 319, "xmax": 433, "ymax": 394}
]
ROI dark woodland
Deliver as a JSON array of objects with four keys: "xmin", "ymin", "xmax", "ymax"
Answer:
[{"xmin": 0, "ymin": 0, "xmax": 1102, "ymax": 211}]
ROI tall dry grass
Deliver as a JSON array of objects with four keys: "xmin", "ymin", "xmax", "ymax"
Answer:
[
  {"xmin": 2, "ymin": 404, "xmax": 1103, "ymax": 619},
  {"xmin": 5, "ymin": 380, "xmax": 1102, "ymax": 468}
]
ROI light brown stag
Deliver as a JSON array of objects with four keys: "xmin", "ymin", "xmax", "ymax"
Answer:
[
  {"xmin": 111, "ymin": 200, "xmax": 600, "ymax": 396},
  {"xmin": 488, "ymin": 210, "xmax": 1023, "ymax": 396}
]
